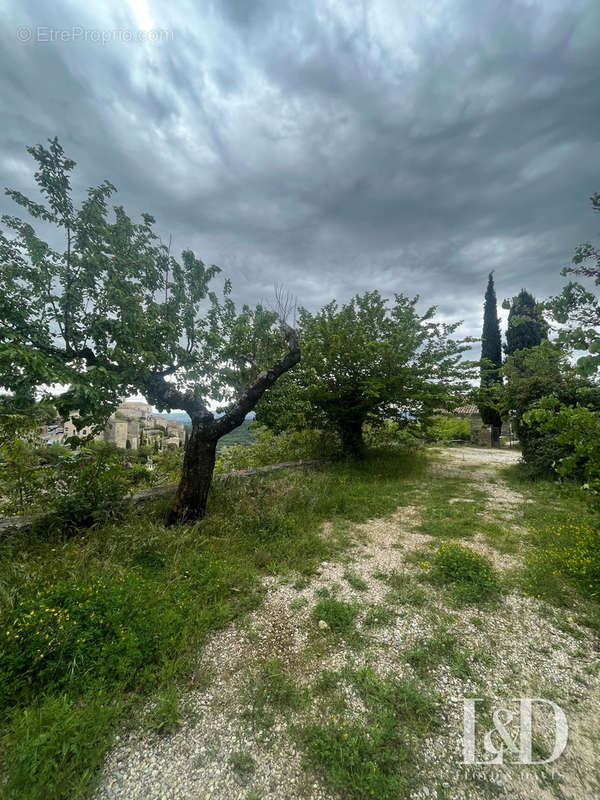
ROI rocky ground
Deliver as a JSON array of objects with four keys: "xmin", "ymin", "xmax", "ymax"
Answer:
[{"xmin": 93, "ymin": 447, "xmax": 599, "ymax": 800}]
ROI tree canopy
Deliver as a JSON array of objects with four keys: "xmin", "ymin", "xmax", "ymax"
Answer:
[
  {"xmin": 549, "ymin": 191, "xmax": 600, "ymax": 378},
  {"xmin": 478, "ymin": 272, "xmax": 502, "ymax": 429},
  {"xmin": 504, "ymin": 289, "xmax": 548, "ymax": 355},
  {"xmin": 0, "ymin": 138, "xmax": 300, "ymax": 522},
  {"xmin": 256, "ymin": 291, "xmax": 474, "ymax": 456}
]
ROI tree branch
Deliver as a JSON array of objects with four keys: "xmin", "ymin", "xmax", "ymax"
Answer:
[
  {"xmin": 211, "ymin": 323, "xmax": 300, "ymax": 438},
  {"xmin": 145, "ymin": 372, "xmax": 213, "ymax": 423}
]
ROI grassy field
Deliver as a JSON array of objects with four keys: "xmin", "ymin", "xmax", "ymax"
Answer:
[{"xmin": 0, "ymin": 446, "xmax": 598, "ymax": 800}]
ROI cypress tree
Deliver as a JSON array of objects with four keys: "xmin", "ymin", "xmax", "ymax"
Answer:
[
  {"xmin": 505, "ymin": 289, "xmax": 547, "ymax": 355},
  {"xmin": 479, "ymin": 272, "xmax": 502, "ymax": 430}
]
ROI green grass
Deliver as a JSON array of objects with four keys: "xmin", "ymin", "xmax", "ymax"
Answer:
[
  {"xmin": 405, "ymin": 630, "xmax": 474, "ymax": 680},
  {"xmin": 383, "ymin": 571, "xmax": 428, "ymax": 607},
  {"xmin": 289, "ymin": 596, "xmax": 309, "ymax": 612},
  {"xmin": 429, "ymin": 542, "xmax": 502, "ymax": 606},
  {"xmin": 416, "ymin": 474, "xmax": 488, "ymax": 539},
  {"xmin": 4, "ymin": 442, "xmax": 596, "ymax": 800},
  {"xmin": 312, "ymin": 599, "xmax": 359, "ymax": 637},
  {"xmin": 0, "ymin": 448, "xmax": 429, "ymax": 800},
  {"xmin": 299, "ymin": 667, "xmax": 439, "ymax": 800},
  {"xmin": 344, "ymin": 571, "xmax": 368, "ymax": 591},
  {"xmin": 293, "ymin": 576, "xmax": 311, "ymax": 591},
  {"xmin": 229, "ymin": 749, "xmax": 256, "ymax": 775},
  {"xmin": 241, "ymin": 657, "xmax": 308, "ymax": 734},
  {"xmin": 414, "ymin": 468, "xmax": 511, "ymax": 546},
  {"xmin": 501, "ymin": 464, "xmax": 600, "ymax": 619},
  {"xmin": 362, "ymin": 605, "xmax": 396, "ymax": 628}
]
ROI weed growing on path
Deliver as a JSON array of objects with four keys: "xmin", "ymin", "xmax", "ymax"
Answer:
[{"xmin": 430, "ymin": 543, "xmax": 501, "ymax": 605}]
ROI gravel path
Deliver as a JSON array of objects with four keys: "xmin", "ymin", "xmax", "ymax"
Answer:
[{"xmin": 93, "ymin": 446, "xmax": 599, "ymax": 800}]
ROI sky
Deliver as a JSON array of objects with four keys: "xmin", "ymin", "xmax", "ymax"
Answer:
[{"xmin": 1, "ymin": 0, "xmax": 599, "ymax": 348}]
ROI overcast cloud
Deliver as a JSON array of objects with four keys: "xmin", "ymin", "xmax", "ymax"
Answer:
[{"xmin": 1, "ymin": 0, "xmax": 599, "ymax": 344}]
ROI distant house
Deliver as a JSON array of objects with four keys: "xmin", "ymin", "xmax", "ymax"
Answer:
[{"xmin": 452, "ymin": 404, "xmax": 512, "ymax": 443}]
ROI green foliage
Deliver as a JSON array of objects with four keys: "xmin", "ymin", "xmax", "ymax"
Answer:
[
  {"xmin": 0, "ymin": 399, "xmax": 53, "ymax": 514},
  {"xmin": 312, "ymin": 599, "xmax": 359, "ymax": 636},
  {"xmin": 0, "ymin": 449, "xmax": 427, "ymax": 800},
  {"xmin": 214, "ymin": 425, "xmax": 339, "ymax": 474},
  {"xmin": 362, "ymin": 605, "xmax": 396, "ymax": 628},
  {"xmin": 0, "ymin": 438, "xmax": 46, "ymax": 515},
  {"xmin": 501, "ymin": 341, "xmax": 598, "ymax": 475},
  {"xmin": 0, "ymin": 139, "xmax": 291, "ymax": 426},
  {"xmin": 383, "ymin": 572, "xmax": 427, "ymax": 607},
  {"xmin": 363, "ymin": 420, "xmax": 424, "ymax": 450},
  {"xmin": 40, "ymin": 447, "xmax": 131, "ymax": 533},
  {"xmin": 0, "ymin": 139, "xmax": 302, "ymax": 524},
  {"xmin": 523, "ymin": 522, "xmax": 600, "ymax": 602},
  {"xmin": 229, "ymin": 750, "xmax": 256, "ymax": 775},
  {"xmin": 344, "ymin": 571, "xmax": 368, "ymax": 591},
  {"xmin": 147, "ymin": 685, "xmax": 182, "ymax": 735},
  {"xmin": 548, "ymin": 191, "xmax": 600, "ymax": 378},
  {"xmin": 504, "ymin": 289, "xmax": 548, "ymax": 356},
  {"xmin": 257, "ymin": 291, "xmax": 474, "ymax": 457},
  {"xmin": 431, "ymin": 543, "xmax": 501, "ymax": 605},
  {"xmin": 0, "ymin": 572, "xmax": 189, "ymax": 709},
  {"xmin": 2, "ymin": 693, "xmax": 118, "ymax": 800},
  {"xmin": 479, "ymin": 272, "xmax": 502, "ymax": 428},
  {"xmin": 300, "ymin": 668, "xmax": 438, "ymax": 800},
  {"xmin": 424, "ymin": 415, "xmax": 470, "ymax": 442},
  {"xmin": 524, "ymin": 399, "xmax": 600, "ymax": 503},
  {"xmin": 2, "ymin": 432, "xmax": 185, "ymax": 521}
]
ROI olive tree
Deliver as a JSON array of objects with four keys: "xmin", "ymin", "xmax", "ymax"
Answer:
[{"xmin": 0, "ymin": 139, "xmax": 300, "ymax": 524}]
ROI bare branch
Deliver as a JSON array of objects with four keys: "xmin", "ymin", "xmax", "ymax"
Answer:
[{"xmin": 274, "ymin": 284, "xmax": 297, "ymax": 329}]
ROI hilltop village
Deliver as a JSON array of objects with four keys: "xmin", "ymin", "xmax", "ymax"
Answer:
[{"xmin": 40, "ymin": 401, "xmax": 187, "ymax": 450}]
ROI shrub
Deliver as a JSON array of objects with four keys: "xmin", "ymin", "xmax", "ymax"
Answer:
[
  {"xmin": 0, "ymin": 438, "xmax": 47, "ymax": 515},
  {"xmin": 431, "ymin": 543, "xmax": 500, "ymax": 604},
  {"xmin": 524, "ymin": 399, "xmax": 600, "ymax": 503},
  {"xmin": 40, "ymin": 447, "xmax": 131, "ymax": 534},
  {"xmin": 363, "ymin": 420, "xmax": 424, "ymax": 450},
  {"xmin": 214, "ymin": 426, "xmax": 339, "ymax": 474},
  {"xmin": 424, "ymin": 415, "xmax": 470, "ymax": 442}
]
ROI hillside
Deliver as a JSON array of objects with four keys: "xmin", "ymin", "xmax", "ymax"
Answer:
[{"xmin": 153, "ymin": 415, "xmax": 256, "ymax": 450}]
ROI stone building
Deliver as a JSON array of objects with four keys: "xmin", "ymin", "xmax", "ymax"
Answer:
[
  {"xmin": 40, "ymin": 401, "xmax": 186, "ymax": 450},
  {"xmin": 453, "ymin": 404, "xmax": 513, "ymax": 445}
]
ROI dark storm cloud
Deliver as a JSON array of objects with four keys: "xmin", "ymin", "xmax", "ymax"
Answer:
[{"xmin": 1, "ymin": 0, "xmax": 599, "ymax": 343}]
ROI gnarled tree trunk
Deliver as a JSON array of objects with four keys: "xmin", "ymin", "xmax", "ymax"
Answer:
[
  {"xmin": 165, "ymin": 423, "xmax": 217, "ymax": 525},
  {"xmin": 154, "ymin": 322, "xmax": 301, "ymax": 526}
]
